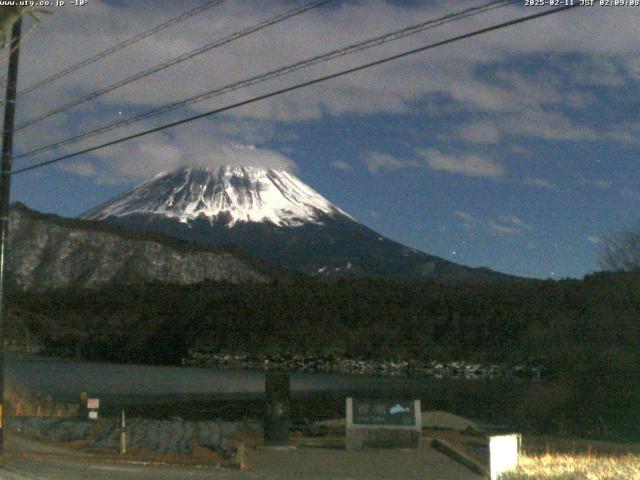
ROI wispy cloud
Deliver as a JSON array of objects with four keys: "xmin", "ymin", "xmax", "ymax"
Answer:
[
  {"xmin": 578, "ymin": 175, "xmax": 611, "ymax": 190},
  {"xmin": 489, "ymin": 221, "xmax": 519, "ymax": 235},
  {"xmin": 488, "ymin": 215, "xmax": 530, "ymax": 236},
  {"xmin": 457, "ymin": 211, "xmax": 531, "ymax": 237},
  {"xmin": 329, "ymin": 160, "xmax": 353, "ymax": 171},
  {"xmin": 457, "ymin": 120, "xmax": 502, "ymax": 144},
  {"xmin": 453, "ymin": 210, "xmax": 473, "ymax": 221},
  {"xmin": 70, "ymin": 130, "xmax": 298, "ymax": 184},
  {"xmin": 503, "ymin": 109, "xmax": 602, "ymax": 142},
  {"xmin": 13, "ymin": 0, "xmax": 640, "ymax": 187},
  {"xmin": 453, "ymin": 210, "xmax": 476, "ymax": 232},
  {"xmin": 500, "ymin": 214, "xmax": 530, "ymax": 230},
  {"xmin": 587, "ymin": 235, "xmax": 603, "ymax": 245},
  {"xmin": 419, "ymin": 149, "xmax": 505, "ymax": 179},
  {"xmin": 524, "ymin": 177, "xmax": 557, "ymax": 190},
  {"xmin": 57, "ymin": 161, "xmax": 98, "ymax": 177},
  {"xmin": 362, "ymin": 152, "xmax": 418, "ymax": 174}
]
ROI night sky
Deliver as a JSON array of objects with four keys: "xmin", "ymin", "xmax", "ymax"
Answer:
[{"xmin": 4, "ymin": 0, "xmax": 639, "ymax": 279}]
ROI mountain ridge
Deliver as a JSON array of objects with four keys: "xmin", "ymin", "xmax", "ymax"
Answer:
[
  {"xmin": 81, "ymin": 165, "xmax": 513, "ymax": 282},
  {"xmin": 6, "ymin": 202, "xmax": 290, "ymax": 291}
]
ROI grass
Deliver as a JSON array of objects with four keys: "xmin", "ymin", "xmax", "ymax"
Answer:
[
  {"xmin": 503, "ymin": 453, "xmax": 640, "ymax": 479},
  {"xmin": 6, "ymin": 384, "xmax": 78, "ymax": 417}
]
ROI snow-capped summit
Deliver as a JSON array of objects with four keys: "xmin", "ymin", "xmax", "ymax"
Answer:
[
  {"xmin": 80, "ymin": 165, "xmax": 508, "ymax": 282},
  {"xmin": 81, "ymin": 166, "xmax": 354, "ymax": 228}
]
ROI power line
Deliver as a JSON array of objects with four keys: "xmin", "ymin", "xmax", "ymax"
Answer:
[
  {"xmin": 10, "ymin": 0, "xmax": 228, "ymax": 97},
  {"xmin": 13, "ymin": 4, "xmax": 580, "ymax": 176},
  {"xmin": 16, "ymin": 0, "xmax": 510, "ymax": 160},
  {"xmin": 12, "ymin": 0, "xmax": 336, "ymax": 133}
]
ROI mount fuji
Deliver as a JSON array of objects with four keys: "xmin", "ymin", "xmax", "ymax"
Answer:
[{"xmin": 81, "ymin": 166, "xmax": 506, "ymax": 281}]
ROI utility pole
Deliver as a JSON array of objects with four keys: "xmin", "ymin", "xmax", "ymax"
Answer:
[{"xmin": 0, "ymin": 15, "xmax": 22, "ymax": 453}]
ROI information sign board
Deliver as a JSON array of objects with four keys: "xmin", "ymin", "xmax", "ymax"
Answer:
[
  {"xmin": 351, "ymin": 398, "xmax": 417, "ymax": 426},
  {"xmin": 346, "ymin": 398, "xmax": 421, "ymax": 450}
]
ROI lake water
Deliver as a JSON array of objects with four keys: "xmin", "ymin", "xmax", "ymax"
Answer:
[
  {"xmin": 8, "ymin": 353, "xmax": 438, "ymax": 398},
  {"xmin": 6, "ymin": 353, "xmax": 524, "ymax": 423}
]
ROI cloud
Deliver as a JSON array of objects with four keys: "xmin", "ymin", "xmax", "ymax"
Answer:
[
  {"xmin": 69, "ymin": 139, "xmax": 297, "ymax": 184},
  {"xmin": 620, "ymin": 187, "xmax": 640, "ymax": 199},
  {"xmin": 578, "ymin": 175, "xmax": 611, "ymax": 190},
  {"xmin": 457, "ymin": 120, "xmax": 501, "ymax": 144},
  {"xmin": 50, "ymin": 116, "xmax": 296, "ymax": 183},
  {"xmin": 363, "ymin": 152, "xmax": 418, "ymax": 174},
  {"xmin": 17, "ymin": 1, "xmax": 640, "ymax": 130},
  {"xmin": 453, "ymin": 210, "xmax": 476, "ymax": 232},
  {"xmin": 503, "ymin": 109, "xmax": 602, "ymax": 142},
  {"xmin": 363, "ymin": 149, "xmax": 506, "ymax": 179},
  {"xmin": 608, "ymin": 121, "xmax": 640, "ymax": 146},
  {"xmin": 488, "ymin": 216, "xmax": 530, "ymax": 236},
  {"xmin": 489, "ymin": 221, "xmax": 518, "ymax": 235},
  {"xmin": 488, "ymin": 214, "xmax": 531, "ymax": 236},
  {"xmin": 57, "ymin": 161, "xmax": 98, "ymax": 177},
  {"xmin": 587, "ymin": 235, "xmax": 603, "ymax": 245},
  {"xmin": 627, "ymin": 57, "xmax": 640, "ymax": 81},
  {"xmin": 559, "ymin": 58, "xmax": 628, "ymax": 88},
  {"xmin": 524, "ymin": 177, "xmax": 557, "ymax": 190},
  {"xmin": 419, "ymin": 149, "xmax": 505, "ymax": 179},
  {"xmin": 12, "ymin": 0, "xmax": 640, "ymax": 188},
  {"xmin": 454, "ymin": 210, "xmax": 531, "ymax": 237},
  {"xmin": 500, "ymin": 214, "xmax": 530, "ymax": 229},
  {"xmin": 453, "ymin": 210, "xmax": 473, "ymax": 221},
  {"xmin": 329, "ymin": 160, "xmax": 353, "ymax": 171}
]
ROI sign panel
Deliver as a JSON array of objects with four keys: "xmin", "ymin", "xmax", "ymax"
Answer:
[
  {"xmin": 345, "ymin": 398, "xmax": 421, "ymax": 450},
  {"xmin": 87, "ymin": 398, "xmax": 100, "ymax": 410},
  {"xmin": 489, "ymin": 434, "xmax": 521, "ymax": 480},
  {"xmin": 351, "ymin": 399, "xmax": 417, "ymax": 427},
  {"xmin": 88, "ymin": 410, "xmax": 99, "ymax": 420}
]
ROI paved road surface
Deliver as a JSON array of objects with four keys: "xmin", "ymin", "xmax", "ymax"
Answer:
[{"xmin": 1, "ymin": 435, "xmax": 481, "ymax": 480}]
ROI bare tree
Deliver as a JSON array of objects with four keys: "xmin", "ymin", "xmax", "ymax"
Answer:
[{"xmin": 600, "ymin": 230, "xmax": 640, "ymax": 272}]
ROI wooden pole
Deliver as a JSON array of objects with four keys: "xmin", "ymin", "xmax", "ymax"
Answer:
[{"xmin": 0, "ymin": 15, "xmax": 22, "ymax": 453}]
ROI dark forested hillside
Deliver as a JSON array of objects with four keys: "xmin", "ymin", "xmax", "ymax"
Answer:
[
  {"xmin": 9, "ymin": 270, "xmax": 640, "ymax": 437},
  {"xmin": 10, "ymin": 271, "xmax": 640, "ymax": 364}
]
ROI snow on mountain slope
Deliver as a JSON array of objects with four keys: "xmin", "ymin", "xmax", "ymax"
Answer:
[
  {"xmin": 81, "ymin": 166, "xmax": 354, "ymax": 228},
  {"xmin": 79, "ymin": 165, "xmax": 511, "ymax": 282}
]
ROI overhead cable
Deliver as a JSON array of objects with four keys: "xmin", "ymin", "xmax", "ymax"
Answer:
[
  {"xmin": 12, "ymin": 0, "xmax": 335, "ymax": 132},
  {"xmin": 16, "ymin": 0, "xmax": 509, "ymax": 159},
  {"xmin": 14, "ymin": 0, "xmax": 229, "ymax": 97},
  {"xmin": 13, "ymin": 4, "xmax": 580, "ymax": 176}
]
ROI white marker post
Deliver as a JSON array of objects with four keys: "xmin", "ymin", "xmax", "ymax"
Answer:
[
  {"xmin": 120, "ymin": 410, "xmax": 126, "ymax": 454},
  {"xmin": 489, "ymin": 434, "xmax": 521, "ymax": 480}
]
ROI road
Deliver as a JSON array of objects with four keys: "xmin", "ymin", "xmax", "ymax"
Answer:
[{"xmin": 1, "ymin": 435, "xmax": 482, "ymax": 480}]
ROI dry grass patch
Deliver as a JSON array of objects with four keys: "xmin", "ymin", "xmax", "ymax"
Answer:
[
  {"xmin": 503, "ymin": 453, "xmax": 640, "ymax": 480},
  {"xmin": 6, "ymin": 385, "xmax": 78, "ymax": 417}
]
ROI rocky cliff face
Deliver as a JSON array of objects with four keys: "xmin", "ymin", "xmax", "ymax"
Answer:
[{"xmin": 7, "ymin": 203, "xmax": 269, "ymax": 291}]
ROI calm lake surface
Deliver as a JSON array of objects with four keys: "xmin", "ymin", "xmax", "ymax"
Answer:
[
  {"xmin": 8, "ymin": 353, "xmax": 436, "ymax": 397},
  {"xmin": 6, "ymin": 353, "xmax": 524, "ymax": 423}
]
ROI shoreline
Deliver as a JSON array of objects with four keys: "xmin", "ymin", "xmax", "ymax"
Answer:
[{"xmin": 186, "ymin": 351, "xmax": 546, "ymax": 381}]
